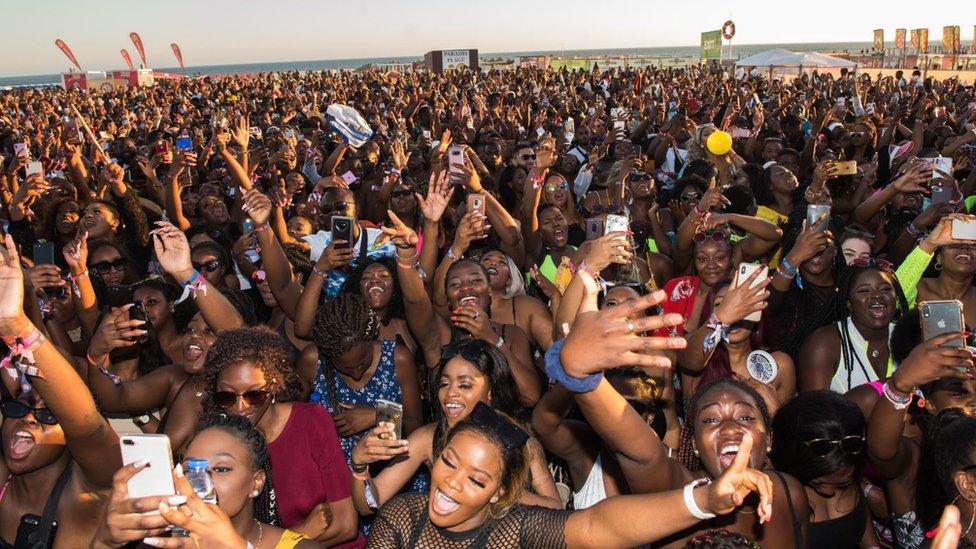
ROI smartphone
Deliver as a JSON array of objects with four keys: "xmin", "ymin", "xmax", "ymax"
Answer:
[
  {"xmin": 25, "ymin": 160, "xmax": 43, "ymax": 177},
  {"xmin": 375, "ymin": 399, "xmax": 404, "ymax": 441},
  {"xmin": 734, "ymin": 262, "xmax": 768, "ymax": 322},
  {"xmin": 13, "ymin": 142, "xmax": 28, "ymax": 158},
  {"xmin": 610, "ymin": 107, "xmax": 621, "ymax": 118},
  {"xmin": 931, "ymin": 185, "xmax": 952, "ymax": 205},
  {"xmin": 120, "ymin": 434, "xmax": 177, "ymax": 499},
  {"xmin": 331, "ymin": 216, "xmax": 353, "ymax": 249},
  {"xmin": 604, "ymin": 214, "xmax": 629, "ymax": 235},
  {"xmin": 154, "ymin": 141, "xmax": 169, "ymax": 156},
  {"xmin": 241, "ymin": 218, "xmax": 256, "ymax": 234},
  {"xmin": 175, "ymin": 135, "xmax": 192, "ymax": 151},
  {"xmin": 14, "ymin": 515, "xmax": 58, "ymax": 548},
  {"xmin": 466, "ymin": 193, "xmax": 486, "ymax": 233},
  {"xmin": 422, "ymin": 130, "xmax": 432, "ymax": 139},
  {"xmin": 834, "ymin": 160, "xmax": 857, "ymax": 176},
  {"xmin": 807, "ymin": 204, "xmax": 830, "ymax": 232},
  {"xmin": 952, "ymin": 219, "xmax": 976, "ymax": 241},
  {"xmin": 920, "ymin": 300, "xmax": 965, "ymax": 349},
  {"xmin": 613, "ymin": 120, "xmax": 625, "ymax": 132},
  {"xmin": 105, "ymin": 284, "xmax": 134, "ymax": 309},
  {"xmin": 730, "ymin": 127, "xmax": 751, "ymax": 139},
  {"xmin": 32, "ymin": 241, "xmax": 55, "ymax": 266},
  {"xmin": 448, "ymin": 145, "xmax": 465, "ymax": 176},
  {"xmin": 340, "ymin": 171, "xmax": 358, "ymax": 186},
  {"xmin": 128, "ymin": 301, "xmax": 149, "ymax": 342},
  {"xmin": 585, "ymin": 218, "xmax": 604, "ymax": 240},
  {"xmin": 932, "ymin": 157, "xmax": 953, "ymax": 179}
]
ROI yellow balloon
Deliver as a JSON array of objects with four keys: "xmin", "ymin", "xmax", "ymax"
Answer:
[{"xmin": 706, "ymin": 130, "xmax": 733, "ymax": 156}]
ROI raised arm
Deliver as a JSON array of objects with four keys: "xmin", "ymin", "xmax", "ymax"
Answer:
[
  {"xmin": 62, "ymin": 231, "xmax": 99, "ymax": 337},
  {"xmin": 242, "ymin": 189, "xmax": 304, "ymax": 318},
  {"xmin": 0, "ymin": 234, "xmax": 120, "ymax": 488},
  {"xmin": 163, "ymin": 152, "xmax": 194, "ymax": 232}
]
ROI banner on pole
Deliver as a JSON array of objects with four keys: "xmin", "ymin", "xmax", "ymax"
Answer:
[
  {"xmin": 170, "ymin": 43, "xmax": 184, "ymax": 69},
  {"xmin": 873, "ymin": 29, "xmax": 884, "ymax": 50},
  {"xmin": 129, "ymin": 32, "xmax": 147, "ymax": 67},
  {"xmin": 919, "ymin": 28, "xmax": 929, "ymax": 53},
  {"xmin": 895, "ymin": 28, "xmax": 906, "ymax": 50},
  {"xmin": 120, "ymin": 49, "xmax": 134, "ymax": 70},
  {"xmin": 700, "ymin": 30, "xmax": 722, "ymax": 60},
  {"xmin": 54, "ymin": 39, "xmax": 82, "ymax": 71}
]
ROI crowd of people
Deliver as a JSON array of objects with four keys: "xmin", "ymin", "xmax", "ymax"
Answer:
[{"xmin": 0, "ymin": 61, "xmax": 975, "ymax": 548}]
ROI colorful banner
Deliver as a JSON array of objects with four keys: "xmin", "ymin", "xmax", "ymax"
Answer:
[
  {"xmin": 953, "ymin": 26, "xmax": 961, "ymax": 51},
  {"xmin": 129, "ymin": 32, "xmax": 147, "ymax": 67},
  {"xmin": 919, "ymin": 28, "xmax": 929, "ymax": 53},
  {"xmin": 895, "ymin": 28, "xmax": 906, "ymax": 50},
  {"xmin": 170, "ymin": 43, "xmax": 184, "ymax": 69},
  {"xmin": 873, "ymin": 29, "xmax": 884, "ymax": 50},
  {"xmin": 700, "ymin": 30, "xmax": 722, "ymax": 60},
  {"xmin": 911, "ymin": 29, "xmax": 920, "ymax": 50},
  {"xmin": 943, "ymin": 26, "xmax": 955, "ymax": 51},
  {"xmin": 54, "ymin": 38, "xmax": 82, "ymax": 71},
  {"xmin": 120, "ymin": 49, "xmax": 134, "ymax": 70}
]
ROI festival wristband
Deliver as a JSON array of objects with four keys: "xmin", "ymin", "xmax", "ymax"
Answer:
[
  {"xmin": 254, "ymin": 223, "xmax": 271, "ymax": 233},
  {"xmin": 683, "ymin": 478, "xmax": 716, "ymax": 520},
  {"xmin": 1, "ymin": 325, "xmax": 46, "ymax": 380},
  {"xmin": 779, "ymin": 256, "xmax": 798, "ymax": 277},
  {"xmin": 544, "ymin": 339, "xmax": 603, "ymax": 393},
  {"xmin": 174, "ymin": 270, "xmax": 207, "ymax": 304},
  {"xmin": 702, "ymin": 312, "xmax": 730, "ymax": 355}
]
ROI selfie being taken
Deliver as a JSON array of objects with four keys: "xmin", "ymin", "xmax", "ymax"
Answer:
[{"xmin": 2, "ymin": 1, "xmax": 976, "ymax": 547}]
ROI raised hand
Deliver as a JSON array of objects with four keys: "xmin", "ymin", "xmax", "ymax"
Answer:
[
  {"xmin": 786, "ymin": 221, "xmax": 832, "ymax": 265},
  {"xmin": 417, "ymin": 171, "xmax": 455, "ymax": 223},
  {"xmin": 891, "ymin": 161, "xmax": 930, "ymax": 193},
  {"xmin": 582, "ymin": 232, "xmax": 633, "ymax": 272},
  {"xmin": 890, "ymin": 332, "xmax": 973, "ymax": 391},
  {"xmin": 230, "ymin": 114, "xmax": 249, "ymax": 150},
  {"xmin": 148, "ymin": 469, "xmax": 244, "ymax": 549},
  {"xmin": 151, "ymin": 221, "xmax": 193, "ymax": 280},
  {"xmin": 0, "ymin": 235, "xmax": 27, "ymax": 333},
  {"xmin": 713, "ymin": 267, "xmax": 771, "ymax": 325},
  {"xmin": 450, "ymin": 304, "xmax": 496, "ymax": 342},
  {"xmin": 351, "ymin": 423, "xmax": 409, "ymax": 465},
  {"xmin": 535, "ymin": 136, "xmax": 558, "ymax": 170},
  {"xmin": 89, "ymin": 306, "xmax": 148, "ymax": 358},
  {"xmin": 561, "ymin": 269, "xmax": 686, "ymax": 377},
  {"xmin": 377, "ymin": 210, "xmax": 419, "ymax": 249},
  {"xmin": 241, "ymin": 188, "xmax": 273, "ymax": 226},
  {"xmin": 91, "ymin": 461, "xmax": 186, "ymax": 547},
  {"xmin": 63, "ymin": 230, "xmax": 89, "ymax": 274},
  {"xmin": 315, "ymin": 240, "xmax": 355, "ymax": 272},
  {"xmin": 704, "ymin": 432, "xmax": 774, "ymax": 523}
]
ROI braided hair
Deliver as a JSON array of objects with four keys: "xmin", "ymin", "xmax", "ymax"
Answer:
[
  {"xmin": 200, "ymin": 326, "xmax": 303, "ymax": 416},
  {"xmin": 193, "ymin": 413, "xmax": 280, "ymax": 526},
  {"xmin": 311, "ymin": 292, "xmax": 380, "ymax": 408},
  {"xmin": 917, "ymin": 409, "xmax": 976, "ymax": 530}
]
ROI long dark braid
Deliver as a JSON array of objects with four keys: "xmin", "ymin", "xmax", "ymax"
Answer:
[
  {"xmin": 194, "ymin": 413, "xmax": 281, "ymax": 526},
  {"xmin": 311, "ymin": 292, "xmax": 380, "ymax": 409}
]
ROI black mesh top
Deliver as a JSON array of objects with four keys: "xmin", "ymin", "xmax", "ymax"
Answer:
[{"xmin": 366, "ymin": 492, "xmax": 571, "ymax": 549}]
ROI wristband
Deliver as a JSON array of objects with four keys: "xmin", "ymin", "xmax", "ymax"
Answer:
[
  {"xmin": 702, "ymin": 312, "xmax": 730, "ymax": 355},
  {"xmin": 779, "ymin": 256, "xmax": 798, "ymax": 277},
  {"xmin": 350, "ymin": 459, "xmax": 368, "ymax": 474},
  {"xmin": 174, "ymin": 270, "xmax": 207, "ymax": 305},
  {"xmin": 683, "ymin": 478, "xmax": 716, "ymax": 520},
  {"xmin": 544, "ymin": 339, "xmax": 603, "ymax": 393},
  {"xmin": 1, "ymin": 325, "xmax": 45, "ymax": 380},
  {"xmin": 254, "ymin": 223, "xmax": 271, "ymax": 233},
  {"xmin": 312, "ymin": 266, "xmax": 329, "ymax": 278},
  {"xmin": 446, "ymin": 247, "xmax": 460, "ymax": 261},
  {"xmin": 882, "ymin": 380, "xmax": 913, "ymax": 410},
  {"xmin": 906, "ymin": 222, "xmax": 924, "ymax": 239}
]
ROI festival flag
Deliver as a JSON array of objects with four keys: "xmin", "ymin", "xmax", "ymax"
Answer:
[
  {"xmin": 952, "ymin": 26, "xmax": 961, "ymax": 52},
  {"xmin": 170, "ymin": 43, "xmax": 185, "ymax": 70},
  {"xmin": 919, "ymin": 28, "xmax": 929, "ymax": 53},
  {"xmin": 54, "ymin": 39, "xmax": 82, "ymax": 71},
  {"xmin": 910, "ymin": 29, "xmax": 920, "ymax": 50},
  {"xmin": 943, "ymin": 26, "xmax": 955, "ymax": 51},
  {"xmin": 895, "ymin": 28, "xmax": 906, "ymax": 50},
  {"xmin": 120, "ymin": 49, "xmax": 134, "ymax": 70},
  {"xmin": 129, "ymin": 32, "xmax": 147, "ymax": 67},
  {"xmin": 873, "ymin": 29, "xmax": 884, "ymax": 51}
]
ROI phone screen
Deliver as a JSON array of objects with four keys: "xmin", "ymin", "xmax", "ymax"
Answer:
[{"xmin": 32, "ymin": 241, "xmax": 55, "ymax": 265}]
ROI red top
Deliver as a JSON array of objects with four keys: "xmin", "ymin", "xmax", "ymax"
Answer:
[
  {"xmin": 267, "ymin": 402, "xmax": 364, "ymax": 548},
  {"xmin": 654, "ymin": 275, "xmax": 700, "ymax": 338}
]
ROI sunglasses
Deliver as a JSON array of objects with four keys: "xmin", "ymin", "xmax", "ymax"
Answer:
[
  {"xmin": 91, "ymin": 257, "xmax": 128, "ymax": 275},
  {"xmin": 848, "ymin": 258, "xmax": 893, "ymax": 271},
  {"xmin": 681, "ymin": 192, "xmax": 702, "ymax": 202},
  {"xmin": 694, "ymin": 230, "xmax": 730, "ymax": 244},
  {"xmin": 214, "ymin": 384, "xmax": 275, "ymax": 409},
  {"xmin": 192, "ymin": 259, "xmax": 222, "ymax": 273},
  {"xmin": 1, "ymin": 400, "xmax": 58, "ymax": 425},
  {"xmin": 520, "ymin": 153, "xmax": 537, "ymax": 161},
  {"xmin": 803, "ymin": 435, "xmax": 865, "ymax": 457},
  {"xmin": 391, "ymin": 189, "xmax": 414, "ymax": 198},
  {"xmin": 320, "ymin": 201, "xmax": 351, "ymax": 214},
  {"xmin": 546, "ymin": 180, "xmax": 569, "ymax": 192},
  {"xmin": 440, "ymin": 341, "xmax": 489, "ymax": 363}
]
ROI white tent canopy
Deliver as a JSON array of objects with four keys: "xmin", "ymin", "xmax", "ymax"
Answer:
[{"xmin": 735, "ymin": 48, "xmax": 856, "ymax": 68}]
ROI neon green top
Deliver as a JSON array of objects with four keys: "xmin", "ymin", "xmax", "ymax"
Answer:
[
  {"xmin": 895, "ymin": 245, "xmax": 934, "ymax": 308},
  {"xmin": 537, "ymin": 254, "xmax": 559, "ymax": 282}
]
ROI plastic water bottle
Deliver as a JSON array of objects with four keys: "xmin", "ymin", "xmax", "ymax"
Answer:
[{"xmin": 186, "ymin": 459, "xmax": 218, "ymax": 504}]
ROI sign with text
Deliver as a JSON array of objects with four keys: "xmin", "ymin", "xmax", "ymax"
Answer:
[
  {"xmin": 700, "ymin": 30, "xmax": 722, "ymax": 60},
  {"xmin": 441, "ymin": 50, "xmax": 470, "ymax": 70}
]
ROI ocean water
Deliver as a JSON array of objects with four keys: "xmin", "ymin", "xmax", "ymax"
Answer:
[{"xmin": 0, "ymin": 40, "xmax": 936, "ymax": 88}]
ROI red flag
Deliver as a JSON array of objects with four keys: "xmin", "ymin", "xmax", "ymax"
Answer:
[
  {"xmin": 129, "ymin": 32, "xmax": 147, "ymax": 67},
  {"xmin": 54, "ymin": 39, "xmax": 82, "ymax": 71},
  {"xmin": 170, "ymin": 43, "xmax": 185, "ymax": 70},
  {"xmin": 120, "ymin": 49, "xmax": 134, "ymax": 70}
]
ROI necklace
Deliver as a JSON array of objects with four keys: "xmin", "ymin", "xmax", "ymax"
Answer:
[
  {"xmin": 192, "ymin": 376, "xmax": 204, "ymax": 398},
  {"xmin": 249, "ymin": 520, "xmax": 263, "ymax": 547}
]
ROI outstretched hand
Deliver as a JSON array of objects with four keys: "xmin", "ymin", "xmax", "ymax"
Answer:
[
  {"xmin": 151, "ymin": 221, "xmax": 194, "ymax": 280},
  {"xmin": 377, "ymin": 210, "xmax": 419, "ymax": 249},
  {"xmin": 418, "ymin": 170, "xmax": 454, "ymax": 223},
  {"xmin": 0, "ymin": 234, "xmax": 27, "ymax": 334},
  {"xmin": 704, "ymin": 432, "xmax": 774, "ymax": 523}
]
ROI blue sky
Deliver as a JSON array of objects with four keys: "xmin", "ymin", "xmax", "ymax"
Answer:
[{"xmin": 2, "ymin": 0, "xmax": 972, "ymax": 76}]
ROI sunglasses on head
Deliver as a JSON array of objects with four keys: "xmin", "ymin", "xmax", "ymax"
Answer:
[
  {"xmin": 214, "ymin": 383, "xmax": 275, "ymax": 409},
  {"xmin": 694, "ymin": 230, "xmax": 730, "ymax": 244},
  {"xmin": 91, "ymin": 257, "xmax": 128, "ymax": 275},
  {"xmin": 848, "ymin": 258, "xmax": 893, "ymax": 271},
  {"xmin": 1, "ymin": 400, "xmax": 58, "ymax": 425},
  {"xmin": 192, "ymin": 259, "xmax": 222, "ymax": 273},
  {"xmin": 440, "ymin": 341, "xmax": 489, "ymax": 363},
  {"xmin": 803, "ymin": 435, "xmax": 865, "ymax": 457}
]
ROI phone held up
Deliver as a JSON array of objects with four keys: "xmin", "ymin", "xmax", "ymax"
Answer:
[
  {"xmin": 919, "ymin": 301, "xmax": 966, "ymax": 363},
  {"xmin": 734, "ymin": 262, "xmax": 768, "ymax": 322},
  {"xmin": 375, "ymin": 399, "xmax": 404, "ymax": 440},
  {"xmin": 332, "ymin": 216, "xmax": 354, "ymax": 249}
]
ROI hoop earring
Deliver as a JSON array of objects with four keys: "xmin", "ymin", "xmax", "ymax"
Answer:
[{"xmin": 935, "ymin": 259, "xmax": 943, "ymax": 271}]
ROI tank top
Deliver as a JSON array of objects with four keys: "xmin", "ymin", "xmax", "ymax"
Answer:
[
  {"xmin": 571, "ymin": 454, "xmax": 607, "ymax": 510},
  {"xmin": 806, "ymin": 492, "xmax": 868, "ymax": 548},
  {"xmin": 831, "ymin": 318, "xmax": 895, "ymax": 394}
]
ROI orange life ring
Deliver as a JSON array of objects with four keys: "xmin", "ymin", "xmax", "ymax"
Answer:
[{"xmin": 722, "ymin": 21, "xmax": 736, "ymax": 40}]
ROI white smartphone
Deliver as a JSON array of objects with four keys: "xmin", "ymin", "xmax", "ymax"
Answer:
[
  {"xmin": 25, "ymin": 161, "xmax": 43, "ymax": 177},
  {"xmin": 604, "ymin": 214, "xmax": 629, "ymax": 235},
  {"xmin": 448, "ymin": 145, "xmax": 465, "ymax": 176},
  {"xmin": 734, "ymin": 262, "xmax": 767, "ymax": 322},
  {"xmin": 952, "ymin": 219, "xmax": 976, "ymax": 241},
  {"xmin": 932, "ymin": 157, "xmax": 953, "ymax": 179},
  {"xmin": 120, "ymin": 434, "xmax": 176, "ymax": 499}
]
